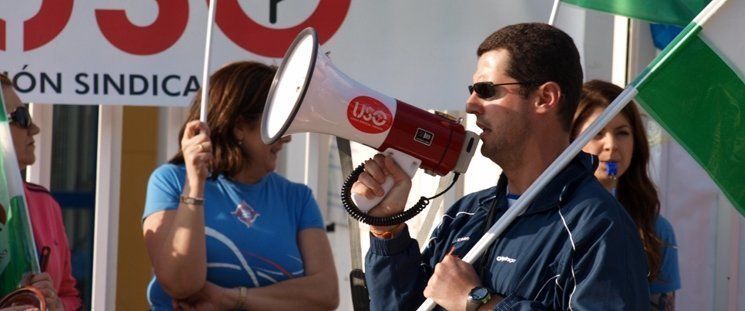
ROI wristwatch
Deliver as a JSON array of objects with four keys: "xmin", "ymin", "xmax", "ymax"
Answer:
[{"xmin": 466, "ymin": 286, "xmax": 491, "ymax": 311}]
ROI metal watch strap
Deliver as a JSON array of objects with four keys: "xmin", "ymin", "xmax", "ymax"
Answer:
[
  {"xmin": 466, "ymin": 286, "xmax": 491, "ymax": 311},
  {"xmin": 466, "ymin": 299, "xmax": 481, "ymax": 311}
]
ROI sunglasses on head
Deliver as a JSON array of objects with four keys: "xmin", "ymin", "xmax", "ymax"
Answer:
[
  {"xmin": 8, "ymin": 106, "xmax": 32, "ymax": 129},
  {"xmin": 467, "ymin": 81, "xmax": 536, "ymax": 100}
]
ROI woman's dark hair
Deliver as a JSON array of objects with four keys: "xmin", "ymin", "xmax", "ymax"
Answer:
[
  {"xmin": 0, "ymin": 73, "xmax": 12, "ymax": 87},
  {"xmin": 570, "ymin": 79, "xmax": 662, "ymax": 281},
  {"xmin": 169, "ymin": 61, "xmax": 277, "ymax": 178}
]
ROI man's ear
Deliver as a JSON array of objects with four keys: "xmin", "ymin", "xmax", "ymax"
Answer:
[{"xmin": 534, "ymin": 81, "xmax": 561, "ymax": 114}]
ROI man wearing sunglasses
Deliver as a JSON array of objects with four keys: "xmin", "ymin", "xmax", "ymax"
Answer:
[
  {"xmin": 1, "ymin": 74, "xmax": 82, "ymax": 310},
  {"xmin": 357, "ymin": 23, "xmax": 648, "ymax": 310}
]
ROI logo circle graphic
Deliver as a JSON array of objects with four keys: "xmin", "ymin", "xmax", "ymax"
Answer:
[
  {"xmin": 347, "ymin": 96, "xmax": 393, "ymax": 134},
  {"xmin": 215, "ymin": 0, "xmax": 351, "ymax": 58}
]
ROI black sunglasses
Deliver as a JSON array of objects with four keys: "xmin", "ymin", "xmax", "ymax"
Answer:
[
  {"xmin": 468, "ymin": 81, "xmax": 536, "ymax": 100},
  {"xmin": 8, "ymin": 106, "xmax": 32, "ymax": 129}
]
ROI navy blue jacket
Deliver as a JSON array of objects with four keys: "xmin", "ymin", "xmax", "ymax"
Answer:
[{"xmin": 365, "ymin": 153, "xmax": 649, "ymax": 310}]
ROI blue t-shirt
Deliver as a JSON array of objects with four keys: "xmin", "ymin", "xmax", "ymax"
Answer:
[
  {"xmin": 143, "ymin": 164, "xmax": 324, "ymax": 310},
  {"xmin": 649, "ymin": 216, "xmax": 681, "ymax": 294}
]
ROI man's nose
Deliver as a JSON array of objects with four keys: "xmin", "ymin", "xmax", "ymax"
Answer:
[{"xmin": 465, "ymin": 93, "xmax": 482, "ymax": 115}]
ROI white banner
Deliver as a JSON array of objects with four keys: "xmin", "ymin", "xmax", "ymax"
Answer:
[{"xmin": 0, "ymin": 0, "xmax": 562, "ymax": 109}]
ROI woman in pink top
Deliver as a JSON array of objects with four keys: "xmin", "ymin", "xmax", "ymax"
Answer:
[{"xmin": 2, "ymin": 74, "xmax": 81, "ymax": 310}]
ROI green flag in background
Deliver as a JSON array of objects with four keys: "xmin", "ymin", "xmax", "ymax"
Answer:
[
  {"xmin": 562, "ymin": 0, "xmax": 709, "ymax": 25},
  {"xmin": 0, "ymin": 88, "xmax": 40, "ymax": 297},
  {"xmin": 629, "ymin": 0, "xmax": 745, "ymax": 215}
]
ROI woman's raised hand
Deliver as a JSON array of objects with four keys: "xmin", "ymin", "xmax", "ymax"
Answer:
[{"xmin": 181, "ymin": 121, "xmax": 213, "ymax": 190}]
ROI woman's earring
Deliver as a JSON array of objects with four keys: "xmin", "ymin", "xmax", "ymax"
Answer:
[{"xmin": 236, "ymin": 137, "xmax": 244, "ymax": 146}]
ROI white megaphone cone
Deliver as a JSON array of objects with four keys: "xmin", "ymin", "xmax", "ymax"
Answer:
[{"xmin": 262, "ymin": 28, "xmax": 478, "ymax": 224}]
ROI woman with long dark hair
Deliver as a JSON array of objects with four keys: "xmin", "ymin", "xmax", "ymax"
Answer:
[
  {"xmin": 142, "ymin": 61, "xmax": 338, "ymax": 310},
  {"xmin": 571, "ymin": 79, "xmax": 680, "ymax": 310}
]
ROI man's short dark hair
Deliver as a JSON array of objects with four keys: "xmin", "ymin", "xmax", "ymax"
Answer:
[{"xmin": 477, "ymin": 23, "xmax": 583, "ymax": 131}]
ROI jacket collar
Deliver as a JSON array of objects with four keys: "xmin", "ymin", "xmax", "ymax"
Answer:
[{"xmin": 478, "ymin": 152, "xmax": 598, "ymax": 215}]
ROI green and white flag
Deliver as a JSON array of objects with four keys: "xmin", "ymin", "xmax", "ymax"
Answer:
[
  {"xmin": 0, "ymin": 89, "xmax": 39, "ymax": 297},
  {"xmin": 630, "ymin": 0, "xmax": 745, "ymax": 215},
  {"xmin": 561, "ymin": 0, "xmax": 709, "ymax": 25}
]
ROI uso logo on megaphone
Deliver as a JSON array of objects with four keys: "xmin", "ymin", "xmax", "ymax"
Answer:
[{"xmin": 347, "ymin": 96, "xmax": 393, "ymax": 134}]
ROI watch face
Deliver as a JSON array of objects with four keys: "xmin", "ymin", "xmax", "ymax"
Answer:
[{"xmin": 470, "ymin": 287, "xmax": 489, "ymax": 300}]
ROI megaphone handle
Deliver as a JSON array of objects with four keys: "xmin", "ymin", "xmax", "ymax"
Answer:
[{"xmin": 351, "ymin": 148, "xmax": 421, "ymax": 213}]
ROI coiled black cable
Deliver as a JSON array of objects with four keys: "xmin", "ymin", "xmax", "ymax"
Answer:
[{"xmin": 341, "ymin": 162, "xmax": 460, "ymax": 226}]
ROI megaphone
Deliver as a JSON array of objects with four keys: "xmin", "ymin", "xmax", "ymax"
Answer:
[{"xmin": 262, "ymin": 28, "xmax": 478, "ymax": 224}]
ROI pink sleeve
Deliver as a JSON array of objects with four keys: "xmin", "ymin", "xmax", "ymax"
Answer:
[
  {"xmin": 57, "ymin": 225, "xmax": 82, "ymax": 311},
  {"xmin": 24, "ymin": 183, "xmax": 82, "ymax": 310}
]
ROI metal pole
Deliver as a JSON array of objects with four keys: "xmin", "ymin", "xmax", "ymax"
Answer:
[
  {"xmin": 548, "ymin": 0, "xmax": 561, "ymax": 25},
  {"xmin": 200, "ymin": 0, "xmax": 218, "ymax": 122}
]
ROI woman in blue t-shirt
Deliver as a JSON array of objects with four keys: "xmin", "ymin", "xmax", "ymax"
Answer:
[
  {"xmin": 142, "ymin": 61, "xmax": 338, "ymax": 310},
  {"xmin": 571, "ymin": 80, "xmax": 681, "ymax": 310}
]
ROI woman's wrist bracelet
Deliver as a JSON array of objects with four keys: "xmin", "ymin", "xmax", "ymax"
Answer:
[
  {"xmin": 179, "ymin": 195, "xmax": 204, "ymax": 206},
  {"xmin": 234, "ymin": 286, "xmax": 247, "ymax": 310}
]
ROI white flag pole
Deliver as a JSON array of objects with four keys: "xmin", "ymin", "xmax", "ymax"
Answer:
[
  {"xmin": 548, "ymin": 0, "xmax": 561, "ymax": 25},
  {"xmin": 416, "ymin": 86, "xmax": 639, "ymax": 311},
  {"xmin": 200, "ymin": 0, "xmax": 218, "ymax": 122}
]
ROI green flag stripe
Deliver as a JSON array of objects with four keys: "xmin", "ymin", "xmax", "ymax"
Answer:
[
  {"xmin": 0, "ymin": 84, "xmax": 40, "ymax": 296},
  {"xmin": 0, "ymin": 91, "xmax": 6, "ymax": 122},
  {"xmin": 561, "ymin": 0, "xmax": 708, "ymax": 26},
  {"xmin": 635, "ymin": 34, "xmax": 745, "ymax": 215},
  {"xmin": 631, "ymin": 23, "xmax": 701, "ymax": 88}
]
